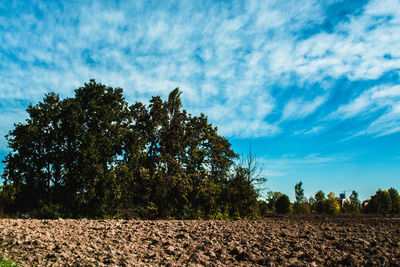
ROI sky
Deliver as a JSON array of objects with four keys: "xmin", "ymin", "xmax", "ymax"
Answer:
[{"xmin": 1, "ymin": 0, "xmax": 400, "ymax": 201}]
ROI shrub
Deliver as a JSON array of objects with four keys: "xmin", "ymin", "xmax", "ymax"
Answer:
[
  {"xmin": 367, "ymin": 189, "xmax": 392, "ymax": 215},
  {"xmin": 276, "ymin": 194, "xmax": 290, "ymax": 214},
  {"xmin": 257, "ymin": 200, "xmax": 269, "ymax": 217},
  {"xmin": 313, "ymin": 190, "xmax": 326, "ymax": 213},
  {"xmin": 388, "ymin": 188, "xmax": 400, "ymax": 214},
  {"xmin": 325, "ymin": 192, "xmax": 340, "ymax": 215},
  {"xmin": 32, "ymin": 201, "xmax": 66, "ymax": 219}
]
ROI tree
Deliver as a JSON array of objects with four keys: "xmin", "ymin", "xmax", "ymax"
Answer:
[
  {"xmin": 0, "ymin": 183, "xmax": 19, "ymax": 215},
  {"xmin": 295, "ymin": 181, "xmax": 306, "ymax": 204},
  {"xmin": 313, "ymin": 190, "xmax": 326, "ymax": 213},
  {"xmin": 130, "ymin": 88, "xmax": 238, "ymax": 219},
  {"xmin": 345, "ymin": 190, "xmax": 360, "ymax": 213},
  {"xmin": 367, "ymin": 189, "xmax": 392, "ymax": 215},
  {"xmin": 325, "ymin": 192, "xmax": 340, "ymax": 215},
  {"xmin": 388, "ymin": 187, "xmax": 400, "ymax": 214},
  {"xmin": 341, "ymin": 190, "xmax": 360, "ymax": 213},
  {"xmin": 266, "ymin": 191, "xmax": 284, "ymax": 211},
  {"xmin": 226, "ymin": 166, "xmax": 259, "ymax": 219},
  {"xmin": 224, "ymin": 149, "xmax": 266, "ymax": 218},
  {"xmin": 257, "ymin": 199, "xmax": 269, "ymax": 217},
  {"xmin": 65, "ymin": 80, "xmax": 131, "ymax": 217},
  {"xmin": 3, "ymin": 81, "xmax": 133, "ymax": 217},
  {"xmin": 2, "ymin": 93, "xmax": 64, "ymax": 213},
  {"xmin": 350, "ymin": 190, "xmax": 360, "ymax": 211},
  {"xmin": 293, "ymin": 181, "xmax": 308, "ymax": 214},
  {"xmin": 276, "ymin": 194, "xmax": 291, "ymax": 214},
  {"xmin": 2, "ymin": 80, "xmax": 256, "ymax": 219},
  {"xmin": 238, "ymin": 148, "xmax": 267, "ymax": 185}
]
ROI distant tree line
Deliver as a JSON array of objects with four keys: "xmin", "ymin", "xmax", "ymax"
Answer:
[
  {"xmin": 262, "ymin": 181, "xmax": 400, "ymax": 216},
  {"xmin": 0, "ymin": 80, "xmax": 265, "ymax": 219}
]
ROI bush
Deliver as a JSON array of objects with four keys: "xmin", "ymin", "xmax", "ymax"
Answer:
[
  {"xmin": 313, "ymin": 190, "xmax": 326, "ymax": 213},
  {"xmin": 276, "ymin": 194, "xmax": 290, "ymax": 214},
  {"xmin": 0, "ymin": 184, "xmax": 19, "ymax": 215},
  {"xmin": 341, "ymin": 190, "xmax": 361, "ymax": 214},
  {"xmin": 293, "ymin": 202, "xmax": 311, "ymax": 214},
  {"xmin": 388, "ymin": 188, "xmax": 400, "ymax": 214},
  {"xmin": 325, "ymin": 192, "xmax": 340, "ymax": 215},
  {"xmin": 0, "ymin": 255, "xmax": 17, "ymax": 267},
  {"xmin": 32, "ymin": 201, "xmax": 66, "ymax": 219},
  {"xmin": 367, "ymin": 189, "xmax": 392, "ymax": 215},
  {"xmin": 257, "ymin": 200, "xmax": 269, "ymax": 217},
  {"xmin": 266, "ymin": 191, "xmax": 284, "ymax": 211}
]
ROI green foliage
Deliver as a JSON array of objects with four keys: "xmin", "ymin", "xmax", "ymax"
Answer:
[
  {"xmin": 293, "ymin": 203, "xmax": 311, "ymax": 214},
  {"xmin": 0, "ymin": 184, "xmax": 19, "ymax": 214},
  {"xmin": 294, "ymin": 181, "xmax": 306, "ymax": 204},
  {"xmin": 32, "ymin": 200, "xmax": 66, "ymax": 219},
  {"xmin": 311, "ymin": 190, "xmax": 326, "ymax": 213},
  {"xmin": 276, "ymin": 194, "xmax": 291, "ymax": 214},
  {"xmin": 310, "ymin": 191, "xmax": 339, "ymax": 215},
  {"xmin": 266, "ymin": 191, "xmax": 284, "ymax": 211},
  {"xmin": 388, "ymin": 188, "xmax": 400, "ymax": 214},
  {"xmin": 325, "ymin": 192, "xmax": 340, "ymax": 215},
  {"xmin": 226, "ymin": 166, "xmax": 259, "ymax": 219},
  {"xmin": 342, "ymin": 190, "xmax": 361, "ymax": 213},
  {"xmin": 1, "ymin": 80, "xmax": 262, "ymax": 220},
  {"xmin": 367, "ymin": 189, "xmax": 392, "ymax": 215},
  {"xmin": 0, "ymin": 255, "xmax": 17, "ymax": 267},
  {"xmin": 257, "ymin": 200, "xmax": 269, "ymax": 217},
  {"xmin": 293, "ymin": 181, "xmax": 308, "ymax": 214}
]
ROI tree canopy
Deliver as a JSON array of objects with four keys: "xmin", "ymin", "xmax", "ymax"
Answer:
[{"xmin": 1, "ymin": 80, "xmax": 262, "ymax": 219}]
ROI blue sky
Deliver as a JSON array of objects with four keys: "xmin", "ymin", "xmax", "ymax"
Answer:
[{"xmin": 1, "ymin": 0, "xmax": 400, "ymax": 201}]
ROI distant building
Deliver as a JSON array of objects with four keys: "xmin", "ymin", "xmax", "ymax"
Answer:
[{"xmin": 339, "ymin": 191, "xmax": 350, "ymax": 207}]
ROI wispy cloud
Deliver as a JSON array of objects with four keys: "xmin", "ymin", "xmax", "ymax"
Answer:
[
  {"xmin": 281, "ymin": 95, "xmax": 327, "ymax": 121},
  {"xmin": 0, "ymin": 100, "xmax": 28, "ymax": 150},
  {"xmin": 0, "ymin": 0, "xmax": 399, "ymax": 143},
  {"xmin": 332, "ymin": 85, "xmax": 400, "ymax": 137},
  {"xmin": 2, "ymin": 0, "xmax": 400, "ymax": 199},
  {"xmin": 294, "ymin": 125, "xmax": 325, "ymax": 136},
  {"xmin": 260, "ymin": 152, "xmax": 356, "ymax": 179}
]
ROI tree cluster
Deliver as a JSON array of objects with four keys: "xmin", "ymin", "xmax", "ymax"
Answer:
[
  {"xmin": 364, "ymin": 188, "xmax": 400, "ymax": 215},
  {"xmin": 266, "ymin": 182, "xmax": 400, "ymax": 216},
  {"xmin": 309, "ymin": 191, "xmax": 342, "ymax": 215},
  {"xmin": 0, "ymin": 80, "xmax": 263, "ymax": 219}
]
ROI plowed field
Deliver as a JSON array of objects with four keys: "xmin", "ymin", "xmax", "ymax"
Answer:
[{"xmin": 1, "ymin": 217, "xmax": 400, "ymax": 266}]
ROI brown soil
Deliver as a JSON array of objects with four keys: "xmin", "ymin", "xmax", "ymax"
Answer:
[{"xmin": 1, "ymin": 217, "xmax": 399, "ymax": 266}]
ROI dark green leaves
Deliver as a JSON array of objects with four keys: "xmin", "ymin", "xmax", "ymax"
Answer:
[{"xmin": 1, "ymin": 80, "xmax": 259, "ymax": 219}]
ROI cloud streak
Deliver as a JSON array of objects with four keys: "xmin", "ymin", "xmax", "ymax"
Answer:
[
  {"xmin": 259, "ymin": 152, "xmax": 356, "ymax": 179},
  {"xmin": 332, "ymin": 85, "xmax": 400, "ymax": 137},
  {"xmin": 0, "ymin": 0, "xmax": 399, "ymax": 143}
]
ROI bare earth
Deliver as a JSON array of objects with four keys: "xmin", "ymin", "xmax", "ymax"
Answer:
[{"xmin": 1, "ymin": 217, "xmax": 400, "ymax": 266}]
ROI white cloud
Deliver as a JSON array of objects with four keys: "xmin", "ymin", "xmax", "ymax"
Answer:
[
  {"xmin": 295, "ymin": 125, "xmax": 325, "ymax": 136},
  {"xmin": 281, "ymin": 95, "xmax": 326, "ymax": 121},
  {"xmin": 332, "ymin": 92, "xmax": 373, "ymax": 119},
  {"xmin": 363, "ymin": 102, "xmax": 400, "ymax": 136},
  {"xmin": 259, "ymin": 152, "xmax": 355, "ymax": 178},
  {"xmin": 333, "ymin": 85, "xmax": 400, "ymax": 137},
  {"xmin": 219, "ymin": 120, "xmax": 280, "ymax": 138},
  {"xmin": 268, "ymin": 0, "xmax": 400, "ymax": 84},
  {"xmin": 1, "ymin": 0, "xmax": 400, "ymax": 143},
  {"xmin": 202, "ymin": 90, "xmax": 278, "ymax": 138},
  {"xmin": 0, "ymin": 108, "xmax": 28, "ymax": 150},
  {"xmin": 304, "ymin": 126, "xmax": 324, "ymax": 135},
  {"xmin": 333, "ymin": 85, "xmax": 400, "ymax": 118}
]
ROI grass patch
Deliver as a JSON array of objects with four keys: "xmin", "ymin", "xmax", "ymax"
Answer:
[{"xmin": 0, "ymin": 255, "xmax": 18, "ymax": 267}]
